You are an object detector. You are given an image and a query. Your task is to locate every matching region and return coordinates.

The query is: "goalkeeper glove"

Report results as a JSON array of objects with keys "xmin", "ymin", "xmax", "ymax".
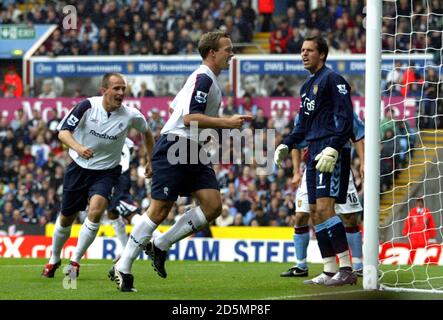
[
  {"xmin": 315, "ymin": 147, "xmax": 339, "ymax": 173},
  {"xmin": 274, "ymin": 144, "xmax": 289, "ymax": 167}
]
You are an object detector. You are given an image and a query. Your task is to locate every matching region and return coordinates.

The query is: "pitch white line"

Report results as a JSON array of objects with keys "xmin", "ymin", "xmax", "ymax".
[
  {"xmin": 261, "ymin": 289, "xmax": 365, "ymax": 300},
  {"xmin": 0, "ymin": 264, "xmax": 112, "ymax": 268}
]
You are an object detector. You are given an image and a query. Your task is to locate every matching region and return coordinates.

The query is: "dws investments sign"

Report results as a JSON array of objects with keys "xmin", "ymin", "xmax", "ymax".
[{"xmin": 33, "ymin": 60, "xmax": 203, "ymax": 77}]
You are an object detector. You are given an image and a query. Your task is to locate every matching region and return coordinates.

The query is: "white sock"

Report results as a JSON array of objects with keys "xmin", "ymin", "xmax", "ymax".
[
  {"xmin": 116, "ymin": 214, "xmax": 157, "ymax": 274},
  {"xmin": 337, "ymin": 250, "xmax": 352, "ymax": 269},
  {"xmin": 71, "ymin": 217, "xmax": 101, "ymax": 263},
  {"xmin": 155, "ymin": 206, "xmax": 207, "ymax": 251},
  {"xmin": 130, "ymin": 214, "xmax": 142, "ymax": 225},
  {"xmin": 110, "ymin": 216, "xmax": 128, "ymax": 247},
  {"xmin": 49, "ymin": 216, "xmax": 72, "ymax": 264},
  {"xmin": 323, "ymin": 256, "xmax": 338, "ymax": 274}
]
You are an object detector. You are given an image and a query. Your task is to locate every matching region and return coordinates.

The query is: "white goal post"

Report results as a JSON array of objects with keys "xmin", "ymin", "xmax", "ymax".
[
  {"xmin": 364, "ymin": 0, "xmax": 443, "ymax": 293},
  {"xmin": 363, "ymin": 0, "xmax": 382, "ymax": 291}
]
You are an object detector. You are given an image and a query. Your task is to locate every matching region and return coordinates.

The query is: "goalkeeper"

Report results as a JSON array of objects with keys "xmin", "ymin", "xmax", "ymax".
[
  {"xmin": 280, "ymin": 112, "xmax": 365, "ymax": 279},
  {"xmin": 274, "ymin": 36, "xmax": 355, "ymax": 286}
]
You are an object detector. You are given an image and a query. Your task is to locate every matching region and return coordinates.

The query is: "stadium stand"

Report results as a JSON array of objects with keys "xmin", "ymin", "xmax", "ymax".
[{"xmin": 8, "ymin": 0, "xmax": 439, "ymax": 227}]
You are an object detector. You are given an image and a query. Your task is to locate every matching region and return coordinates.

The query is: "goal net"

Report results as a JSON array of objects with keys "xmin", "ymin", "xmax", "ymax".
[{"xmin": 376, "ymin": 0, "xmax": 443, "ymax": 292}]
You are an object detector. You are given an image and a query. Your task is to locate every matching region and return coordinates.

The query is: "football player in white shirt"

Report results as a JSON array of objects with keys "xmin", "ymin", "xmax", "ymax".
[
  {"xmin": 42, "ymin": 73, "xmax": 154, "ymax": 279},
  {"xmin": 107, "ymin": 138, "xmax": 161, "ymax": 260},
  {"xmin": 112, "ymin": 31, "xmax": 252, "ymax": 292}
]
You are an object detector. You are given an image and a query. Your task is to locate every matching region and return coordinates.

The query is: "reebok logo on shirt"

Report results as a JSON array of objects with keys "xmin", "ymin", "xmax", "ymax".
[{"xmin": 89, "ymin": 129, "xmax": 118, "ymax": 140}]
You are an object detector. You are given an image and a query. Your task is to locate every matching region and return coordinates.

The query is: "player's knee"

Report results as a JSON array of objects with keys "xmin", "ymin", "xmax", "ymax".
[
  {"xmin": 201, "ymin": 202, "xmax": 222, "ymax": 219},
  {"xmin": 295, "ymin": 212, "xmax": 309, "ymax": 226},
  {"xmin": 88, "ymin": 207, "xmax": 105, "ymax": 222},
  {"xmin": 107, "ymin": 210, "xmax": 119, "ymax": 220},
  {"xmin": 341, "ymin": 214, "xmax": 358, "ymax": 227}
]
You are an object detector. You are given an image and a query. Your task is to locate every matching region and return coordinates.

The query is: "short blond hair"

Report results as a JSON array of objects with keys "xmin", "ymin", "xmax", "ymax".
[
  {"xmin": 198, "ymin": 30, "xmax": 230, "ymax": 59},
  {"xmin": 101, "ymin": 73, "xmax": 125, "ymax": 88}
]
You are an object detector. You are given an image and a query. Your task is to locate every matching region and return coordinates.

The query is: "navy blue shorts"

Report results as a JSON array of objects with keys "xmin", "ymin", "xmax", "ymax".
[
  {"xmin": 151, "ymin": 134, "xmax": 219, "ymax": 201},
  {"xmin": 61, "ymin": 161, "xmax": 121, "ymax": 216},
  {"xmin": 108, "ymin": 170, "xmax": 140, "ymax": 217},
  {"xmin": 306, "ymin": 139, "xmax": 350, "ymax": 205}
]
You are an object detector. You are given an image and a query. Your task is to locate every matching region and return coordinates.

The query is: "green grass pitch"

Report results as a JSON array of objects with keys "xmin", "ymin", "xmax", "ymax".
[{"xmin": 1, "ymin": 258, "xmax": 443, "ymax": 300}]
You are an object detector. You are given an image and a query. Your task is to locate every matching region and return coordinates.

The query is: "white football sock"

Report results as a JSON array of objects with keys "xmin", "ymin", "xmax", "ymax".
[
  {"xmin": 49, "ymin": 216, "xmax": 72, "ymax": 264},
  {"xmin": 323, "ymin": 256, "xmax": 338, "ymax": 274},
  {"xmin": 337, "ymin": 250, "xmax": 352, "ymax": 269},
  {"xmin": 71, "ymin": 217, "xmax": 101, "ymax": 263},
  {"xmin": 116, "ymin": 214, "xmax": 157, "ymax": 274},
  {"xmin": 110, "ymin": 216, "xmax": 128, "ymax": 247},
  {"xmin": 154, "ymin": 206, "xmax": 207, "ymax": 251},
  {"xmin": 130, "ymin": 213, "xmax": 142, "ymax": 225}
]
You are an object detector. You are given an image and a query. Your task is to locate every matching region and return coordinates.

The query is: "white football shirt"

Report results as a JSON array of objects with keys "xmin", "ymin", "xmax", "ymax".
[
  {"xmin": 57, "ymin": 96, "xmax": 147, "ymax": 170},
  {"xmin": 161, "ymin": 64, "xmax": 222, "ymax": 142},
  {"xmin": 120, "ymin": 137, "xmax": 134, "ymax": 174}
]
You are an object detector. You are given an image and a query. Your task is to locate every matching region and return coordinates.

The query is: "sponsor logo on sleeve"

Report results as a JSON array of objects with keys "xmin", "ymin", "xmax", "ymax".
[
  {"xmin": 337, "ymin": 84, "xmax": 348, "ymax": 95},
  {"xmin": 67, "ymin": 114, "xmax": 79, "ymax": 126},
  {"xmin": 195, "ymin": 91, "xmax": 208, "ymax": 104}
]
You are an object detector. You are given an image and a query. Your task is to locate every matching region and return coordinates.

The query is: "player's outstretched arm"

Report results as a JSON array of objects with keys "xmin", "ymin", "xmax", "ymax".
[
  {"xmin": 183, "ymin": 113, "xmax": 253, "ymax": 129},
  {"xmin": 58, "ymin": 129, "xmax": 94, "ymax": 159}
]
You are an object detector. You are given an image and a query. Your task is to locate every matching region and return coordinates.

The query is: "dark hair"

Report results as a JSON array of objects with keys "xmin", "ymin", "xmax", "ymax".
[
  {"xmin": 304, "ymin": 35, "xmax": 329, "ymax": 62},
  {"xmin": 101, "ymin": 73, "xmax": 125, "ymax": 88},
  {"xmin": 198, "ymin": 30, "xmax": 230, "ymax": 59}
]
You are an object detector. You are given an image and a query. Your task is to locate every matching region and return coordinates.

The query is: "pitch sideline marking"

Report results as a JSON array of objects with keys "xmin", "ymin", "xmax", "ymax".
[{"xmin": 261, "ymin": 289, "xmax": 365, "ymax": 300}]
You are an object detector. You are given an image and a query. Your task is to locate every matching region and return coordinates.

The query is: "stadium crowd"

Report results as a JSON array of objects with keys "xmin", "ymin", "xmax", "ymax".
[
  {"xmin": 2, "ymin": 0, "xmax": 441, "ymax": 228},
  {"xmin": 0, "ymin": 0, "xmax": 440, "ymax": 56},
  {"xmin": 0, "ymin": 100, "xmax": 364, "ymax": 228}
]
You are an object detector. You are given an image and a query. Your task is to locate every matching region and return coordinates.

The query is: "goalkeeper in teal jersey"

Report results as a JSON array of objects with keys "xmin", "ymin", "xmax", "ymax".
[
  {"xmin": 274, "ymin": 36, "xmax": 356, "ymax": 286},
  {"xmin": 280, "ymin": 112, "xmax": 365, "ymax": 279}
]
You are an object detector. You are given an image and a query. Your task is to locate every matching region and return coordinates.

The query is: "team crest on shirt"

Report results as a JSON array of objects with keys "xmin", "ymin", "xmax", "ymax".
[
  {"xmin": 195, "ymin": 91, "xmax": 208, "ymax": 103},
  {"xmin": 337, "ymin": 84, "xmax": 348, "ymax": 95},
  {"xmin": 118, "ymin": 122, "xmax": 124, "ymax": 130},
  {"xmin": 313, "ymin": 84, "xmax": 318, "ymax": 95}
]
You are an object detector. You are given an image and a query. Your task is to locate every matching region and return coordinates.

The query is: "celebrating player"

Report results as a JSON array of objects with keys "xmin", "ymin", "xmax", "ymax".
[
  {"xmin": 42, "ymin": 73, "xmax": 154, "ymax": 279},
  {"xmin": 111, "ymin": 31, "xmax": 252, "ymax": 292}
]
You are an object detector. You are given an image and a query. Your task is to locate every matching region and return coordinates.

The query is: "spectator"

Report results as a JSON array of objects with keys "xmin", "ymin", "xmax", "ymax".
[
  {"xmin": 222, "ymin": 96, "xmax": 239, "ymax": 116},
  {"xmin": 147, "ymin": 108, "xmax": 165, "ymax": 135},
  {"xmin": 258, "ymin": 0, "xmax": 274, "ymax": 32},
  {"xmin": 272, "ymin": 106, "xmax": 289, "ymax": 134},
  {"xmin": 270, "ymin": 18, "xmax": 292, "ymax": 54},
  {"xmin": 138, "ymin": 82, "xmax": 155, "ymax": 97},
  {"xmin": 251, "ymin": 108, "xmax": 268, "ymax": 130},
  {"xmin": 234, "ymin": 187, "xmax": 252, "ymax": 216},
  {"xmin": 215, "ymin": 205, "xmax": 234, "ymax": 227},
  {"xmin": 2, "ymin": 66, "xmax": 22, "ymax": 98},
  {"xmin": 286, "ymin": 28, "xmax": 304, "ymax": 54},
  {"xmin": 402, "ymin": 198, "xmax": 436, "ymax": 249},
  {"xmin": 271, "ymin": 79, "xmax": 292, "ymax": 97},
  {"xmin": 38, "ymin": 80, "xmax": 56, "ymax": 99},
  {"xmin": 231, "ymin": 213, "xmax": 245, "ymax": 226},
  {"xmin": 238, "ymin": 92, "xmax": 258, "ymax": 116}
]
